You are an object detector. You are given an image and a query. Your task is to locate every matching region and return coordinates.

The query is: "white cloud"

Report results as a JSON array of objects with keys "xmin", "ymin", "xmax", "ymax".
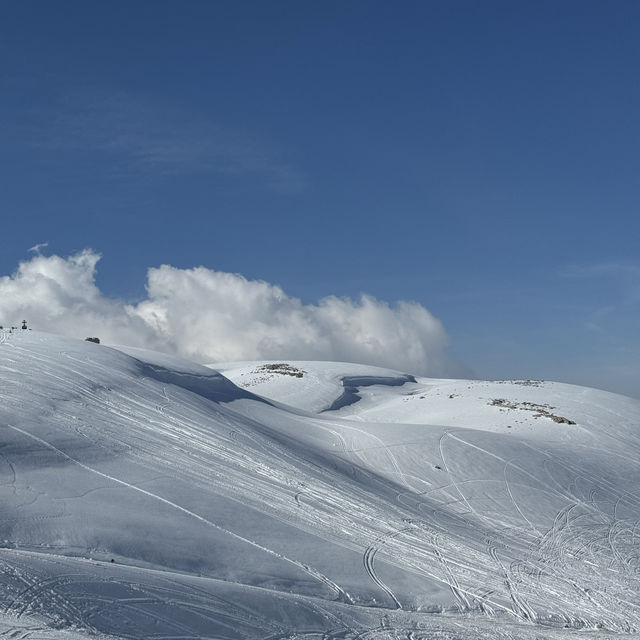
[
  {"xmin": 28, "ymin": 241, "xmax": 49, "ymax": 254},
  {"xmin": 0, "ymin": 250, "xmax": 467, "ymax": 377}
]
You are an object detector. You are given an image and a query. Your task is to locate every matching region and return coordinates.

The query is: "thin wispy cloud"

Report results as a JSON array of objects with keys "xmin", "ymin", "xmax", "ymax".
[
  {"xmin": 28, "ymin": 242, "xmax": 49, "ymax": 254},
  {"xmin": 584, "ymin": 305, "xmax": 617, "ymax": 333},
  {"xmin": 563, "ymin": 261, "xmax": 640, "ymax": 301},
  {"xmin": 29, "ymin": 92, "xmax": 308, "ymax": 193},
  {"xmin": 561, "ymin": 262, "xmax": 640, "ymax": 281},
  {"xmin": 560, "ymin": 262, "xmax": 640, "ymax": 333}
]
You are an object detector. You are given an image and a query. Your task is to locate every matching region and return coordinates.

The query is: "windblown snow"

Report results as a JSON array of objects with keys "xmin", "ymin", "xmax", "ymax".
[{"xmin": 1, "ymin": 330, "xmax": 640, "ymax": 639}]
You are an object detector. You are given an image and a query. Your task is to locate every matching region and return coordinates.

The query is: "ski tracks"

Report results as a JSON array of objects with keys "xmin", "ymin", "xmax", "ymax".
[
  {"xmin": 362, "ymin": 529, "xmax": 409, "ymax": 610},
  {"xmin": 5, "ymin": 424, "xmax": 354, "ymax": 607}
]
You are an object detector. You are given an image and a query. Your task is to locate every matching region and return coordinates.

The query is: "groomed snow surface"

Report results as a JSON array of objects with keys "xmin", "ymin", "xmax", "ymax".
[{"xmin": 1, "ymin": 331, "xmax": 640, "ymax": 639}]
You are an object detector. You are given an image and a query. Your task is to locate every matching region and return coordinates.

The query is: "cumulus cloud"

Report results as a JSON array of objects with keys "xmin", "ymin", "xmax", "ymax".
[{"xmin": 0, "ymin": 250, "xmax": 467, "ymax": 377}]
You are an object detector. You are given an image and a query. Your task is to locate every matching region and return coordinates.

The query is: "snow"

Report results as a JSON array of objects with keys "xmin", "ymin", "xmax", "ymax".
[{"xmin": 1, "ymin": 330, "xmax": 640, "ymax": 639}]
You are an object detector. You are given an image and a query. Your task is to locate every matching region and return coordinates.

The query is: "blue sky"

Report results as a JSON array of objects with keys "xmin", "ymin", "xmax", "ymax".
[{"xmin": 1, "ymin": 1, "xmax": 639, "ymax": 397}]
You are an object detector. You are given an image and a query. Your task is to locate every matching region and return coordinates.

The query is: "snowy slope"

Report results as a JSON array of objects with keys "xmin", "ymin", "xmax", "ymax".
[
  {"xmin": 213, "ymin": 360, "xmax": 418, "ymax": 414},
  {"xmin": 1, "ymin": 331, "xmax": 640, "ymax": 639}
]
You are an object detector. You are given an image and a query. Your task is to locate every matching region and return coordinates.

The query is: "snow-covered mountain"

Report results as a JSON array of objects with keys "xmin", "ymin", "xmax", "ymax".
[{"xmin": 1, "ymin": 330, "xmax": 639, "ymax": 639}]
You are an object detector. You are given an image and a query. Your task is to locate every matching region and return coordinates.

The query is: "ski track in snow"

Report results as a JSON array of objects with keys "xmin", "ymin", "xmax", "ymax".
[{"xmin": 1, "ymin": 331, "xmax": 640, "ymax": 639}]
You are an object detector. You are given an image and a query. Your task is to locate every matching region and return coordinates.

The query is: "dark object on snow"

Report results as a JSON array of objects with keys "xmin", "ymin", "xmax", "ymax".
[
  {"xmin": 21, "ymin": 320, "xmax": 27, "ymax": 330},
  {"xmin": 85, "ymin": 337, "xmax": 101, "ymax": 344}
]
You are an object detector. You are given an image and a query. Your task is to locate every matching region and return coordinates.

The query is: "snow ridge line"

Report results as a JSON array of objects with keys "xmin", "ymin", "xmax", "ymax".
[{"xmin": 4, "ymin": 423, "xmax": 354, "ymax": 606}]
